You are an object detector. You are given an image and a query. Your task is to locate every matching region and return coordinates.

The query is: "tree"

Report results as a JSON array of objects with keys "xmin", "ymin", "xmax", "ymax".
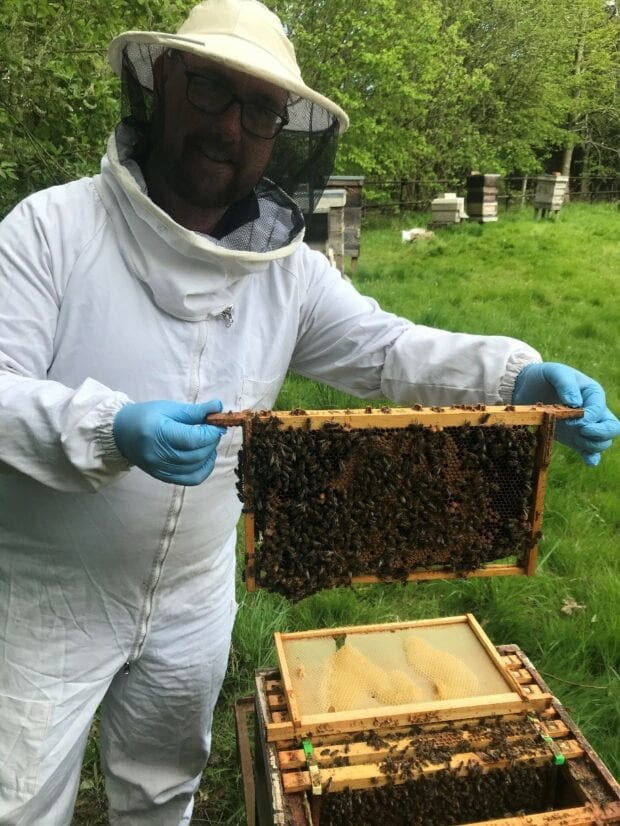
[
  {"xmin": 0, "ymin": 0, "xmax": 188, "ymax": 216},
  {"xmin": 1, "ymin": 0, "xmax": 618, "ymax": 216},
  {"xmin": 556, "ymin": 0, "xmax": 620, "ymax": 192}
]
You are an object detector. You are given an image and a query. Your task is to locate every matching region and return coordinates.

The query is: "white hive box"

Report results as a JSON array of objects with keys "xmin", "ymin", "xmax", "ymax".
[
  {"xmin": 431, "ymin": 192, "xmax": 467, "ymax": 226},
  {"xmin": 534, "ymin": 175, "xmax": 569, "ymax": 212},
  {"xmin": 304, "ymin": 189, "xmax": 347, "ymax": 274}
]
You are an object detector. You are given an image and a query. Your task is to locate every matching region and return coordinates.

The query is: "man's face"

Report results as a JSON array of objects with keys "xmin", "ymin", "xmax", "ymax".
[{"xmin": 148, "ymin": 52, "xmax": 288, "ymax": 210}]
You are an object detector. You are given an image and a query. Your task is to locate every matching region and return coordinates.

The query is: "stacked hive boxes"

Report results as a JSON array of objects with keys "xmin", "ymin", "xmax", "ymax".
[
  {"xmin": 466, "ymin": 173, "xmax": 500, "ymax": 222},
  {"xmin": 303, "ymin": 189, "xmax": 347, "ymax": 274},
  {"xmin": 325, "ymin": 176, "xmax": 364, "ymax": 272}
]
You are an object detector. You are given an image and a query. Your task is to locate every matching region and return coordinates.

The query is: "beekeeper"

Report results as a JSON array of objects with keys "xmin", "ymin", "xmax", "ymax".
[{"xmin": 0, "ymin": 1, "xmax": 617, "ymax": 824}]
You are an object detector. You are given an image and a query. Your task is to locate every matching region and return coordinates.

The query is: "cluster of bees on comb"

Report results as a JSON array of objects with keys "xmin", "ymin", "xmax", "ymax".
[
  {"xmin": 319, "ymin": 718, "xmax": 557, "ymax": 825},
  {"xmin": 235, "ymin": 411, "xmax": 539, "ymax": 599},
  {"xmin": 320, "ymin": 764, "xmax": 555, "ymax": 825}
]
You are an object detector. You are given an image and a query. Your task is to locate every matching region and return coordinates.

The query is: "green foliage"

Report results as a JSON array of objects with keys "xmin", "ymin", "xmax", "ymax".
[
  {"xmin": 0, "ymin": 0, "xmax": 190, "ymax": 216},
  {"xmin": 3, "ymin": 0, "xmax": 618, "ymax": 217},
  {"xmin": 269, "ymin": 0, "xmax": 620, "ymax": 182}
]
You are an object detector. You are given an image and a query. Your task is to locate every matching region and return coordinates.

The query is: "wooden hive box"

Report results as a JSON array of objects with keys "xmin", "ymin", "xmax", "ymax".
[
  {"xmin": 466, "ymin": 173, "xmax": 500, "ymax": 223},
  {"xmin": 325, "ymin": 176, "xmax": 364, "ymax": 267},
  {"xmin": 237, "ymin": 622, "xmax": 620, "ymax": 826},
  {"xmin": 534, "ymin": 175, "xmax": 569, "ymax": 213},
  {"xmin": 210, "ymin": 404, "xmax": 582, "ymax": 600},
  {"xmin": 303, "ymin": 189, "xmax": 347, "ymax": 274},
  {"xmin": 431, "ymin": 193, "xmax": 464, "ymax": 225}
]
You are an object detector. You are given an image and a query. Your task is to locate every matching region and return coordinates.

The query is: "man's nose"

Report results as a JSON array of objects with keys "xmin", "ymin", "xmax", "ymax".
[{"xmin": 208, "ymin": 100, "xmax": 243, "ymax": 142}]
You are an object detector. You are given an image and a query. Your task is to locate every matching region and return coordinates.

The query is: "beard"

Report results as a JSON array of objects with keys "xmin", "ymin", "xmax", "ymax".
[{"xmin": 149, "ymin": 139, "xmax": 250, "ymax": 209}]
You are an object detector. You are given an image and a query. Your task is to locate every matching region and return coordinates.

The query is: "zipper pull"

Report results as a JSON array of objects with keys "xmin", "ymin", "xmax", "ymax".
[{"xmin": 215, "ymin": 306, "xmax": 234, "ymax": 327}]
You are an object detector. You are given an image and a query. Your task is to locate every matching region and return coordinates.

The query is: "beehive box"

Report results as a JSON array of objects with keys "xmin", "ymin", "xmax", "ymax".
[
  {"xmin": 211, "ymin": 404, "xmax": 581, "ymax": 599},
  {"xmin": 325, "ymin": 176, "xmax": 364, "ymax": 269},
  {"xmin": 303, "ymin": 189, "xmax": 347, "ymax": 274},
  {"xmin": 534, "ymin": 174, "xmax": 569, "ymax": 215},
  {"xmin": 431, "ymin": 193, "xmax": 466, "ymax": 226},
  {"xmin": 240, "ymin": 622, "xmax": 620, "ymax": 826},
  {"xmin": 466, "ymin": 173, "xmax": 500, "ymax": 223}
]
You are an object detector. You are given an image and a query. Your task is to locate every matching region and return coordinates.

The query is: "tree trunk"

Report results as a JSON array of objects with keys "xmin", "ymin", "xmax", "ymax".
[
  {"xmin": 580, "ymin": 142, "xmax": 591, "ymax": 199},
  {"xmin": 561, "ymin": 144, "xmax": 574, "ymax": 202},
  {"xmin": 520, "ymin": 175, "xmax": 528, "ymax": 209},
  {"xmin": 562, "ymin": 31, "xmax": 586, "ymax": 203}
]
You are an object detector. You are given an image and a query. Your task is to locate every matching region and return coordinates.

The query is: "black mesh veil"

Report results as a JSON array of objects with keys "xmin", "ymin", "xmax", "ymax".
[{"xmin": 119, "ymin": 43, "xmax": 340, "ymax": 252}]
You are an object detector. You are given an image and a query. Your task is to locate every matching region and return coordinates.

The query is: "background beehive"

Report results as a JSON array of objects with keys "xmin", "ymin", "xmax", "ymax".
[
  {"xmin": 534, "ymin": 174, "xmax": 569, "ymax": 215},
  {"xmin": 466, "ymin": 172, "xmax": 500, "ymax": 222}
]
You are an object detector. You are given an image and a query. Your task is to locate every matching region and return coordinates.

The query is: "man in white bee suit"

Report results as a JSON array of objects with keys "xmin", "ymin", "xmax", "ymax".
[{"xmin": 0, "ymin": 1, "xmax": 618, "ymax": 823}]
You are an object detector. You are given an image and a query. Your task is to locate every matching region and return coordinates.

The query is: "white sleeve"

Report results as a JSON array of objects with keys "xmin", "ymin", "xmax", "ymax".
[
  {"xmin": 0, "ymin": 190, "xmax": 131, "ymax": 492},
  {"xmin": 290, "ymin": 247, "xmax": 542, "ymax": 405}
]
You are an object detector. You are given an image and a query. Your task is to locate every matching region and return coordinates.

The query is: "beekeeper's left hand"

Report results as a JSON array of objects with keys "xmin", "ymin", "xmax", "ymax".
[{"xmin": 513, "ymin": 362, "xmax": 620, "ymax": 466}]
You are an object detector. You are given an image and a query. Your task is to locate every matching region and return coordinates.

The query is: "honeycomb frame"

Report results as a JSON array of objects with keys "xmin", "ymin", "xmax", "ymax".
[{"xmin": 210, "ymin": 404, "xmax": 582, "ymax": 598}]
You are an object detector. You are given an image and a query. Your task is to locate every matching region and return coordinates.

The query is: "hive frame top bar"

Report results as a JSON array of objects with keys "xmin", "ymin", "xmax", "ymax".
[{"xmin": 208, "ymin": 404, "xmax": 583, "ymax": 429}]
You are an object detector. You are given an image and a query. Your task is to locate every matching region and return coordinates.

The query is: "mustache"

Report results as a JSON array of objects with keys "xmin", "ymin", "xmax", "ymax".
[{"xmin": 185, "ymin": 136, "xmax": 238, "ymax": 165}]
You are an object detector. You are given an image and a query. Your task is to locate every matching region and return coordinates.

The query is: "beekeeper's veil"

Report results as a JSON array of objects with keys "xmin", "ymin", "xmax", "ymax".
[{"xmin": 107, "ymin": 0, "xmax": 349, "ymax": 253}]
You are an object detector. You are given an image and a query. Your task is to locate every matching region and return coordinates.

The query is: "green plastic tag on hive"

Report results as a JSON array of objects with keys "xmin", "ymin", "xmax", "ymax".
[
  {"xmin": 542, "ymin": 734, "xmax": 566, "ymax": 766},
  {"xmin": 302, "ymin": 738, "xmax": 322, "ymax": 795},
  {"xmin": 528, "ymin": 716, "xmax": 566, "ymax": 766}
]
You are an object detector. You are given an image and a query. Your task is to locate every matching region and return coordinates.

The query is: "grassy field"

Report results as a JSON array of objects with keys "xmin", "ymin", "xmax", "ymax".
[{"xmin": 73, "ymin": 203, "xmax": 620, "ymax": 824}]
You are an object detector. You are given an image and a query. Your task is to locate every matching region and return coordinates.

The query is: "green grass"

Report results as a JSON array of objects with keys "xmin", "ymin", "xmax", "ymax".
[{"xmin": 73, "ymin": 203, "xmax": 620, "ymax": 823}]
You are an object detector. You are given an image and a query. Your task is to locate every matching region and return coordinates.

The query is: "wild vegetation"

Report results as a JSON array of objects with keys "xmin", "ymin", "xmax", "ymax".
[
  {"xmin": 72, "ymin": 204, "xmax": 620, "ymax": 823},
  {"xmin": 2, "ymin": 0, "xmax": 619, "ymax": 216}
]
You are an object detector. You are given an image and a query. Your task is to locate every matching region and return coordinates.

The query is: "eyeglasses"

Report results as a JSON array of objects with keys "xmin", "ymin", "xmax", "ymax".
[{"xmin": 181, "ymin": 66, "xmax": 289, "ymax": 140}]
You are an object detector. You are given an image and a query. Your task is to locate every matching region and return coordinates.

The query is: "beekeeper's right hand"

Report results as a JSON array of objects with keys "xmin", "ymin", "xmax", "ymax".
[{"xmin": 113, "ymin": 399, "xmax": 225, "ymax": 485}]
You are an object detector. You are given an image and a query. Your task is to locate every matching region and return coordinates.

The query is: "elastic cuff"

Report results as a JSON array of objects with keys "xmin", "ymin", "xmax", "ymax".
[
  {"xmin": 499, "ymin": 353, "xmax": 542, "ymax": 404},
  {"xmin": 95, "ymin": 399, "xmax": 133, "ymax": 470}
]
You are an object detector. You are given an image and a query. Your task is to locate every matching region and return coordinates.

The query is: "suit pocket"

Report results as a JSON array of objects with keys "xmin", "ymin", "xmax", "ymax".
[{"xmin": 236, "ymin": 375, "xmax": 284, "ymax": 411}]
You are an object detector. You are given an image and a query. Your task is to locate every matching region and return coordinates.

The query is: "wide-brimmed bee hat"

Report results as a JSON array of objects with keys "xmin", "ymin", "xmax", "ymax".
[{"xmin": 108, "ymin": 0, "xmax": 349, "ymax": 227}]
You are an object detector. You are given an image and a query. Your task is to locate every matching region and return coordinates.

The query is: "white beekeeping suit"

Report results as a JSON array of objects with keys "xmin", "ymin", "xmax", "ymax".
[{"xmin": 0, "ymin": 2, "xmax": 541, "ymax": 824}]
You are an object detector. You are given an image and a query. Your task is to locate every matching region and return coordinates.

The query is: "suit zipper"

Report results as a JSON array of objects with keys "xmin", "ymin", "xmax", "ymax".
[{"xmin": 126, "ymin": 320, "xmax": 209, "ymax": 668}]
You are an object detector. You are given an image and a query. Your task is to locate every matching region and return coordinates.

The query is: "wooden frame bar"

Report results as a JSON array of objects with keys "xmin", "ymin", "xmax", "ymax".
[
  {"xmin": 281, "ymin": 739, "xmax": 584, "ymax": 794},
  {"xmin": 458, "ymin": 805, "xmax": 620, "ymax": 826},
  {"xmin": 278, "ymin": 720, "xmax": 572, "ymax": 770},
  {"xmin": 209, "ymin": 404, "xmax": 582, "ymax": 430}
]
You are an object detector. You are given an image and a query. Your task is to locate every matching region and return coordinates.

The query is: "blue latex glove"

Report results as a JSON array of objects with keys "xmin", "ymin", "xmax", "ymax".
[
  {"xmin": 113, "ymin": 399, "xmax": 226, "ymax": 485},
  {"xmin": 513, "ymin": 363, "xmax": 620, "ymax": 466}
]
